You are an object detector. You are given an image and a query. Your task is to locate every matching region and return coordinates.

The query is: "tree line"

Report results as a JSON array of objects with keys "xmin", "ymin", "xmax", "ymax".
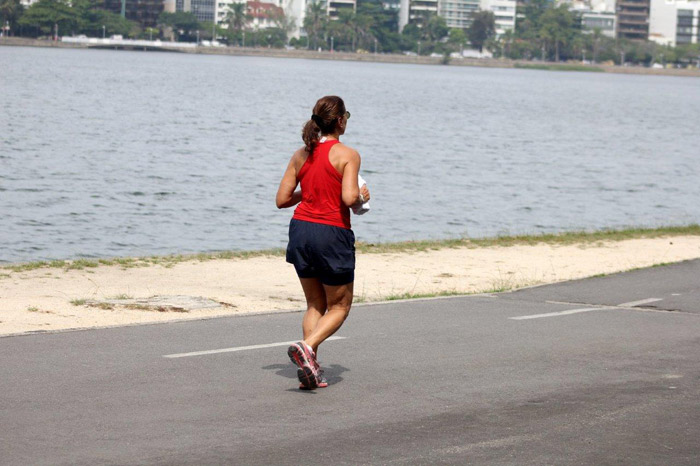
[{"xmin": 2, "ymin": 0, "xmax": 698, "ymax": 65}]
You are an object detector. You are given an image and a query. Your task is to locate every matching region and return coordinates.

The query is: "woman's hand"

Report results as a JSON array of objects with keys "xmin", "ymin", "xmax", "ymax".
[{"xmin": 359, "ymin": 184, "xmax": 370, "ymax": 203}]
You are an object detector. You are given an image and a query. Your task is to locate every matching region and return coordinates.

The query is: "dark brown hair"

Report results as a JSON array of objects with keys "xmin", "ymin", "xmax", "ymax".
[{"xmin": 302, "ymin": 96, "xmax": 346, "ymax": 155}]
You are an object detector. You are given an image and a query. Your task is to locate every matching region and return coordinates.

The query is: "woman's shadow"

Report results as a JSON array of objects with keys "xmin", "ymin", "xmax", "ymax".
[{"xmin": 262, "ymin": 362, "xmax": 350, "ymax": 392}]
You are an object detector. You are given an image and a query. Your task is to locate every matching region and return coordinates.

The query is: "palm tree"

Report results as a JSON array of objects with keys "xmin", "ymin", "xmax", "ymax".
[
  {"xmin": 353, "ymin": 11, "xmax": 374, "ymax": 51},
  {"xmin": 302, "ymin": 0, "xmax": 326, "ymax": 50},
  {"xmin": 225, "ymin": 1, "xmax": 249, "ymax": 44},
  {"xmin": 336, "ymin": 9, "xmax": 356, "ymax": 51}
]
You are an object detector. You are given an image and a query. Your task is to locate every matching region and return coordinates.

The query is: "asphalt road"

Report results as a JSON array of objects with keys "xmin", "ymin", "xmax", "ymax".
[{"xmin": 1, "ymin": 259, "xmax": 699, "ymax": 465}]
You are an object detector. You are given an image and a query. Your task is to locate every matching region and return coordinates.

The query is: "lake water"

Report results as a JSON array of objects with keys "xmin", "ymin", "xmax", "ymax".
[{"xmin": 1, "ymin": 46, "xmax": 699, "ymax": 263}]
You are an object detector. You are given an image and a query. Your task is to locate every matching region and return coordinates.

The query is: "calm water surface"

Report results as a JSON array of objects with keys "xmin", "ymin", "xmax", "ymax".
[{"xmin": 1, "ymin": 46, "xmax": 699, "ymax": 263}]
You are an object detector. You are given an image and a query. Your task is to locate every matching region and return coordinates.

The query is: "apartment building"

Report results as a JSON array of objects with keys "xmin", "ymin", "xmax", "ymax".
[
  {"xmin": 440, "ymin": 0, "xmax": 481, "ymax": 29},
  {"xmin": 581, "ymin": 10, "xmax": 616, "ymax": 36},
  {"xmin": 327, "ymin": 0, "xmax": 356, "ymax": 19},
  {"xmin": 616, "ymin": 0, "xmax": 650, "ymax": 40},
  {"xmin": 102, "ymin": 0, "xmax": 164, "ymax": 26},
  {"xmin": 399, "ymin": 0, "xmax": 439, "ymax": 31},
  {"xmin": 176, "ymin": 0, "xmax": 216, "ymax": 22},
  {"xmin": 649, "ymin": 0, "xmax": 700, "ymax": 45},
  {"xmin": 480, "ymin": 0, "xmax": 516, "ymax": 36}
]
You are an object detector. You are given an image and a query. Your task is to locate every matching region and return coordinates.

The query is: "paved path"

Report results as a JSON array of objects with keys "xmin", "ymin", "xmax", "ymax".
[{"xmin": 1, "ymin": 260, "xmax": 699, "ymax": 465}]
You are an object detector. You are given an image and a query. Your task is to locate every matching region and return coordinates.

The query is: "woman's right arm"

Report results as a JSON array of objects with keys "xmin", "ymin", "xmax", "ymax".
[{"xmin": 341, "ymin": 149, "xmax": 372, "ymax": 207}]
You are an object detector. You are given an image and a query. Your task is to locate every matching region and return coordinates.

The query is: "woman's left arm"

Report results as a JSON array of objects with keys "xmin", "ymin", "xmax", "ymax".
[{"xmin": 276, "ymin": 154, "xmax": 302, "ymax": 209}]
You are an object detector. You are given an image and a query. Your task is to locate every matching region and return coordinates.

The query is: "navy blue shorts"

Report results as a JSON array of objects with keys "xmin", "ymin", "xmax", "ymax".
[{"xmin": 286, "ymin": 218, "xmax": 355, "ymax": 286}]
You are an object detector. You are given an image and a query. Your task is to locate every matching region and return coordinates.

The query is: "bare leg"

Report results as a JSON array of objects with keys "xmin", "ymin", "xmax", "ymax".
[
  {"xmin": 299, "ymin": 278, "xmax": 327, "ymax": 354},
  {"xmin": 304, "ymin": 281, "xmax": 353, "ymax": 353}
]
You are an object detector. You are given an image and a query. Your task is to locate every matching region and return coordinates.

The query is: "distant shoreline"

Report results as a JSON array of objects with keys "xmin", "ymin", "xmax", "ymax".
[{"xmin": 3, "ymin": 36, "xmax": 700, "ymax": 78}]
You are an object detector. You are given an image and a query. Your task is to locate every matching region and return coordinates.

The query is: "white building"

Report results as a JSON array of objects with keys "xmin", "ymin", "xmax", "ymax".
[
  {"xmin": 400, "ymin": 0, "xmax": 515, "ymax": 35},
  {"xmin": 327, "ymin": 0, "xmax": 356, "ymax": 19},
  {"xmin": 480, "ymin": 0, "xmax": 516, "ymax": 36},
  {"xmin": 649, "ymin": 0, "xmax": 700, "ymax": 46},
  {"xmin": 399, "ymin": 0, "xmax": 439, "ymax": 31},
  {"xmin": 278, "ymin": 0, "xmax": 307, "ymax": 39},
  {"xmin": 580, "ymin": 10, "xmax": 616, "ymax": 37},
  {"xmin": 215, "ymin": 0, "xmax": 287, "ymax": 33},
  {"xmin": 440, "ymin": 0, "xmax": 481, "ymax": 29}
]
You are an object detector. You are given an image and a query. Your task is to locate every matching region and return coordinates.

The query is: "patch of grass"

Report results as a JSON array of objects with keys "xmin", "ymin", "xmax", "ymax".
[
  {"xmin": 357, "ymin": 224, "xmax": 700, "ymax": 254},
  {"xmin": 70, "ymin": 298, "xmax": 87, "ymax": 306},
  {"xmin": 27, "ymin": 306, "xmax": 39, "ymax": 312},
  {"xmin": 515, "ymin": 63, "xmax": 605, "ymax": 72},
  {"xmin": 96, "ymin": 303, "xmax": 115, "ymax": 310},
  {"xmin": 6, "ymin": 261, "xmax": 50, "ymax": 273},
  {"xmin": 384, "ymin": 290, "xmax": 468, "ymax": 301},
  {"xmin": 65, "ymin": 259, "xmax": 100, "ymax": 270},
  {"xmin": 0, "ymin": 273, "xmax": 10, "ymax": 279},
  {"xmin": 110, "ymin": 294, "xmax": 133, "ymax": 300}
]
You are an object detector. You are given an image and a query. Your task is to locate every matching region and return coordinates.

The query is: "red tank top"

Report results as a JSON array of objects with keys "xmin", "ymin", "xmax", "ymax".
[{"xmin": 293, "ymin": 139, "xmax": 351, "ymax": 229}]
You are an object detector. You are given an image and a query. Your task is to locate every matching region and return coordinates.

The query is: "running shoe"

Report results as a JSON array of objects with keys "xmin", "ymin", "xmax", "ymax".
[
  {"xmin": 288, "ymin": 341, "xmax": 320, "ymax": 389},
  {"xmin": 296, "ymin": 366, "xmax": 318, "ymax": 390},
  {"xmin": 299, "ymin": 369, "xmax": 328, "ymax": 390}
]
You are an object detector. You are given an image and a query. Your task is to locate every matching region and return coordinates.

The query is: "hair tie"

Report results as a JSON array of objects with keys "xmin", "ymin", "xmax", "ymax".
[{"xmin": 311, "ymin": 114, "xmax": 323, "ymax": 127}]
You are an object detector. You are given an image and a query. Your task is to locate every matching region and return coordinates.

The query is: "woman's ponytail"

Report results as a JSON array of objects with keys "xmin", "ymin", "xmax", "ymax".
[{"xmin": 302, "ymin": 118, "xmax": 321, "ymax": 155}]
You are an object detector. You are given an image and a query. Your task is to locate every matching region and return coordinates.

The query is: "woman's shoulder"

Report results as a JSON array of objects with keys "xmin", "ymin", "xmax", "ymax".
[
  {"xmin": 292, "ymin": 145, "xmax": 310, "ymax": 164},
  {"xmin": 332, "ymin": 142, "xmax": 360, "ymax": 160}
]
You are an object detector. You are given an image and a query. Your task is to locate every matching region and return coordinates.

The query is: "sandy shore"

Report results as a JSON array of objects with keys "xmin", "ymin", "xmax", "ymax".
[{"xmin": 2, "ymin": 235, "xmax": 699, "ymax": 336}]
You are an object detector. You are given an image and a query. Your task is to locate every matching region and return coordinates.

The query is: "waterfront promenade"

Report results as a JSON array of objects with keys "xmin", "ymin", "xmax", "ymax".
[
  {"xmin": 1, "ymin": 259, "xmax": 699, "ymax": 464},
  {"xmin": 3, "ymin": 36, "xmax": 700, "ymax": 78}
]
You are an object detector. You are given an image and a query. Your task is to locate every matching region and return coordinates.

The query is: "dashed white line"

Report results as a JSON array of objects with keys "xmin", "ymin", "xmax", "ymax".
[
  {"xmin": 511, "ymin": 297, "xmax": 667, "ymax": 320},
  {"xmin": 509, "ymin": 307, "xmax": 609, "ymax": 320},
  {"xmin": 163, "ymin": 336, "xmax": 347, "ymax": 359},
  {"xmin": 617, "ymin": 298, "xmax": 663, "ymax": 308}
]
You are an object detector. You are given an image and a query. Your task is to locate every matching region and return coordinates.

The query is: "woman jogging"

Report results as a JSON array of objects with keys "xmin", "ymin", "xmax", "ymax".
[{"xmin": 276, "ymin": 95, "xmax": 370, "ymax": 390}]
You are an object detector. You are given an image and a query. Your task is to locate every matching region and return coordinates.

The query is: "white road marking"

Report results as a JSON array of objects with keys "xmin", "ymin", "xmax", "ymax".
[
  {"xmin": 617, "ymin": 298, "xmax": 662, "ymax": 307},
  {"xmin": 163, "ymin": 336, "xmax": 347, "ymax": 359},
  {"xmin": 509, "ymin": 307, "xmax": 609, "ymax": 320}
]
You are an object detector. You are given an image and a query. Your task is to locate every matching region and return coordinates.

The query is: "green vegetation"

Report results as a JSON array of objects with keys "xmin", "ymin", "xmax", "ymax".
[
  {"xmin": 3, "ymin": 0, "xmax": 698, "ymax": 66},
  {"xmin": 70, "ymin": 298, "xmax": 87, "ymax": 306},
  {"xmin": 491, "ymin": 0, "xmax": 700, "ymax": 66},
  {"xmin": 467, "ymin": 10, "xmax": 495, "ymax": 53},
  {"xmin": 2, "ymin": 225, "xmax": 698, "ymax": 274},
  {"xmin": 357, "ymin": 224, "xmax": 700, "ymax": 254},
  {"xmin": 385, "ymin": 290, "xmax": 469, "ymax": 301}
]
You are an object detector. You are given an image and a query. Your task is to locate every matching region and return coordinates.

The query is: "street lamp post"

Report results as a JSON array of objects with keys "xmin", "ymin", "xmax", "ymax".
[
  {"xmin": 102, "ymin": 25, "xmax": 105, "ymax": 38},
  {"xmin": 374, "ymin": 38, "xmax": 377, "ymax": 54},
  {"xmin": 330, "ymin": 36, "xmax": 333, "ymax": 53},
  {"xmin": 196, "ymin": 30, "xmax": 200, "ymax": 45}
]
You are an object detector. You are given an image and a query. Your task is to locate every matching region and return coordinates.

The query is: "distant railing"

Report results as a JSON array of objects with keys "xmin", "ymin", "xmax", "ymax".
[{"xmin": 61, "ymin": 37, "xmax": 197, "ymax": 49}]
